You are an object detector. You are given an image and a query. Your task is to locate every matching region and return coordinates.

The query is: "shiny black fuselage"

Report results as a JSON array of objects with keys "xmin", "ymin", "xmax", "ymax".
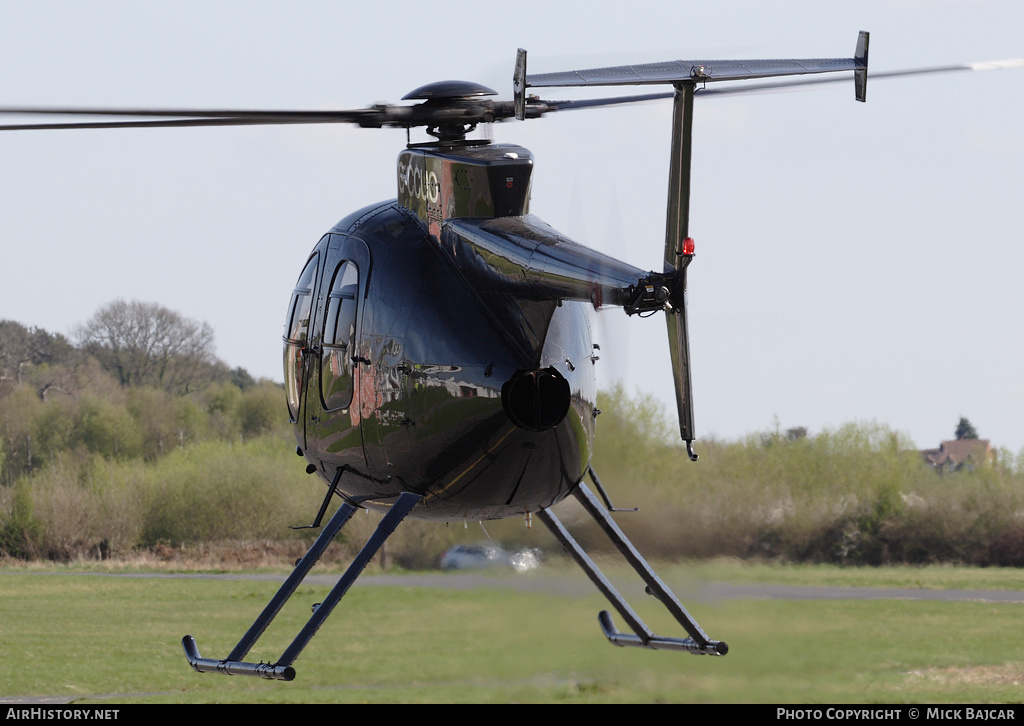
[{"xmin": 286, "ymin": 144, "xmax": 645, "ymax": 521}]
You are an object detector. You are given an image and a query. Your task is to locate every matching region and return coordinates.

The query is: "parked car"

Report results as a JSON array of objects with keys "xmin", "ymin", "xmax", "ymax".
[{"xmin": 439, "ymin": 544, "xmax": 541, "ymax": 572}]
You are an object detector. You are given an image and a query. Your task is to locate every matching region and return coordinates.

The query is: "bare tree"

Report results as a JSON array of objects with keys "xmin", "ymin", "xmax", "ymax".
[
  {"xmin": 75, "ymin": 300, "xmax": 217, "ymax": 394},
  {"xmin": 0, "ymin": 320, "xmax": 32, "ymax": 388},
  {"xmin": 0, "ymin": 321, "xmax": 81, "ymax": 398}
]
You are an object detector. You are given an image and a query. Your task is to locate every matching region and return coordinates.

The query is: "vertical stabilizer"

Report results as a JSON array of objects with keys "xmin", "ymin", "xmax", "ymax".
[{"xmin": 855, "ymin": 31, "xmax": 870, "ymax": 102}]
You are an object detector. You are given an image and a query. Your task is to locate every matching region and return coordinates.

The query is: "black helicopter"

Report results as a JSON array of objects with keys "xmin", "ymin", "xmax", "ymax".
[{"xmin": 3, "ymin": 33, "xmax": 1018, "ymax": 681}]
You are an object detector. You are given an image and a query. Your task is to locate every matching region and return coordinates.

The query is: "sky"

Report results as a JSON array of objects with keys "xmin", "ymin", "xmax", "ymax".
[{"xmin": 1, "ymin": 1, "xmax": 1022, "ymax": 455}]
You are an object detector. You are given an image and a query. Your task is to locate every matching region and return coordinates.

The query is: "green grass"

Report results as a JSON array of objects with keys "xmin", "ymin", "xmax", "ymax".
[
  {"xmin": 672, "ymin": 558, "xmax": 1024, "ymax": 591},
  {"xmin": 2, "ymin": 562, "xmax": 1024, "ymax": 703}
]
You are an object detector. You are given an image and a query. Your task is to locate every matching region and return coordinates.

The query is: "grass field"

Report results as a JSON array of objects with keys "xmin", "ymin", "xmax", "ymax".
[{"xmin": 2, "ymin": 559, "xmax": 1024, "ymax": 704}]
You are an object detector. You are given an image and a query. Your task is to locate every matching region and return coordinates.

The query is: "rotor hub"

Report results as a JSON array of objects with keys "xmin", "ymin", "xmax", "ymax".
[{"xmin": 401, "ymin": 80, "xmax": 498, "ymax": 101}]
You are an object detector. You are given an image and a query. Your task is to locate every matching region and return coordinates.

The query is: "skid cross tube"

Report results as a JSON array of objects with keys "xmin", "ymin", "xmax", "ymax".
[
  {"xmin": 538, "ymin": 479, "xmax": 727, "ymax": 655},
  {"xmin": 183, "ymin": 491, "xmax": 422, "ymax": 680}
]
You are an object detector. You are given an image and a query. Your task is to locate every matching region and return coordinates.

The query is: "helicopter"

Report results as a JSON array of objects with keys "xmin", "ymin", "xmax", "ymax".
[{"xmin": 3, "ymin": 32, "xmax": 1021, "ymax": 681}]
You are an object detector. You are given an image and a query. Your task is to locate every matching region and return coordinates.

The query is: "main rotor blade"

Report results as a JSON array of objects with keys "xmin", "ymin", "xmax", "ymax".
[
  {"xmin": 0, "ymin": 94, "xmax": 679, "ymax": 132},
  {"xmin": 692, "ymin": 58, "xmax": 1024, "ymax": 98},
  {"xmin": 0, "ymin": 106, "xmax": 384, "ymax": 131},
  {"xmin": 523, "ymin": 34, "xmax": 871, "ymax": 104},
  {"xmin": 0, "ymin": 116, "xmax": 379, "ymax": 131},
  {"xmin": 0, "ymin": 100, "xmax": 504, "ymax": 132},
  {"xmin": 0, "ymin": 106, "xmax": 371, "ymax": 118},
  {"xmin": 525, "ymin": 58, "xmax": 1023, "ymax": 111},
  {"xmin": 530, "ymin": 92, "xmax": 674, "ymax": 112},
  {"xmin": 3, "ymin": 56, "xmax": 1017, "ymax": 132}
]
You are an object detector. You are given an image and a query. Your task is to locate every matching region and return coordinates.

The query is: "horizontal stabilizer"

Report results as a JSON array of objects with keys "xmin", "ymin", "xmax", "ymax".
[
  {"xmin": 528, "ymin": 57, "xmax": 862, "ymax": 88},
  {"xmin": 528, "ymin": 32, "xmax": 869, "ymax": 91}
]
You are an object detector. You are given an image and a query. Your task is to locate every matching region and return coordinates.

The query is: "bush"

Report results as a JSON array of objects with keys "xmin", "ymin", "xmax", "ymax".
[
  {"xmin": 5, "ymin": 382, "xmax": 1024, "ymax": 568},
  {"xmin": 26, "ymin": 452, "xmax": 146, "ymax": 560},
  {"xmin": 587, "ymin": 388, "xmax": 1024, "ymax": 566},
  {"xmin": 138, "ymin": 436, "xmax": 319, "ymax": 546},
  {"xmin": 236, "ymin": 383, "xmax": 286, "ymax": 440},
  {"xmin": 0, "ymin": 482, "xmax": 44, "ymax": 558},
  {"xmin": 2, "ymin": 433, "xmax": 322, "ymax": 560}
]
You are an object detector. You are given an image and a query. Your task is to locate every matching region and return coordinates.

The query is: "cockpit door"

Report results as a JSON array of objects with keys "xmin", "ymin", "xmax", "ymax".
[
  {"xmin": 320, "ymin": 260, "xmax": 359, "ymax": 413},
  {"xmin": 302, "ymin": 234, "xmax": 370, "ymax": 465}
]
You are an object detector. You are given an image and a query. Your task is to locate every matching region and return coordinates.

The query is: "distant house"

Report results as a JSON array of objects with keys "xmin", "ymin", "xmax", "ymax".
[{"xmin": 921, "ymin": 439, "xmax": 994, "ymax": 472}]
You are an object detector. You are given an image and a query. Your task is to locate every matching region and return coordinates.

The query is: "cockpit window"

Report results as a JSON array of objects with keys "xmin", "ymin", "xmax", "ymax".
[
  {"xmin": 284, "ymin": 254, "xmax": 319, "ymax": 344},
  {"xmin": 283, "ymin": 253, "xmax": 319, "ymax": 419},
  {"xmin": 321, "ymin": 261, "xmax": 359, "ymax": 411}
]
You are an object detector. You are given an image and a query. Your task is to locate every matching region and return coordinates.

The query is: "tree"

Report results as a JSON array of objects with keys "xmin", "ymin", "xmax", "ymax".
[
  {"xmin": 237, "ymin": 383, "xmax": 285, "ymax": 439},
  {"xmin": 786, "ymin": 426, "xmax": 808, "ymax": 441},
  {"xmin": 955, "ymin": 416, "xmax": 979, "ymax": 440},
  {"xmin": 0, "ymin": 321, "xmax": 34, "ymax": 389},
  {"xmin": 75, "ymin": 300, "xmax": 216, "ymax": 394},
  {"xmin": 0, "ymin": 321, "xmax": 80, "ymax": 398}
]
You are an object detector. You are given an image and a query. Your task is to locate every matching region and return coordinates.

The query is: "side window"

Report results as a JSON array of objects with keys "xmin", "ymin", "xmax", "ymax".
[
  {"xmin": 283, "ymin": 253, "xmax": 319, "ymax": 419},
  {"xmin": 320, "ymin": 261, "xmax": 359, "ymax": 411}
]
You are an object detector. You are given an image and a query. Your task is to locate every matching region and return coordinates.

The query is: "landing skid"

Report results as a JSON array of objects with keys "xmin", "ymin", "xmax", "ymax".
[
  {"xmin": 538, "ymin": 472, "xmax": 727, "ymax": 656},
  {"xmin": 181, "ymin": 469, "xmax": 723, "ymax": 680},
  {"xmin": 182, "ymin": 491, "xmax": 422, "ymax": 681}
]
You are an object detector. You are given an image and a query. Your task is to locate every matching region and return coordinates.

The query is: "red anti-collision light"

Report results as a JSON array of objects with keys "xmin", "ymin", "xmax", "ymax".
[{"xmin": 682, "ymin": 238, "xmax": 695, "ymax": 256}]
